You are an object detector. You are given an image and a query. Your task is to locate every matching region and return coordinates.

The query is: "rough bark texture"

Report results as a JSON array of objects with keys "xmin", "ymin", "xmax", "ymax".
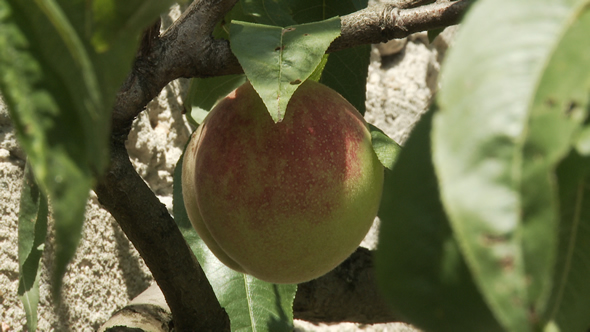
[
  {"xmin": 330, "ymin": 1, "xmax": 470, "ymax": 52},
  {"xmin": 95, "ymin": 142, "xmax": 230, "ymax": 332},
  {"xmin": 97, "ymin": 1, "xmax": 240, "ymax": 330},
  {"xmin": 92, "ymin": 0, "xmax": 473, "ymax": 330},
  {"xmin": 111, "ymin": 0, "xmax": 471, "ymax": 137}
]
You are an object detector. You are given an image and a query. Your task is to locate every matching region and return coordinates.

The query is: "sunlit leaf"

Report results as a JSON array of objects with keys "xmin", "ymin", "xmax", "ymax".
[
  {"xmin": 433, "ymin": 0, "xmax": 590, "ymax": 330},
  {"xmin": 376, "ymin": 108, "xmax": 503, "ymax": 332},
  {"xmin": 574, "ymin": 126, "xmax": 590, "ymax": 155},
  {"xmin": 230, "ymin": 18, "xmax": 341, "ymax": 122},
  {"xmin": 368, "ymin": 123, "xmax": 400, "ymax": 171}
]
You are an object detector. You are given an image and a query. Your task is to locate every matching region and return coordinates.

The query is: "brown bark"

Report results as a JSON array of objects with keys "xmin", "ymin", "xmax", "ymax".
[
  {"xmin": 97, "ymin": 0, "xmax": 240, "ymax": 330},
  {"xmin": 95, "ymin": 141, "xmax": 230, "ymax": 332},
  {"xmin": 330, "ymin": 0, "xmax": 471, "ymax": 53},
  {"xmin": 110, "ymin": 0, "xmax": 472, "ymax": 136}
]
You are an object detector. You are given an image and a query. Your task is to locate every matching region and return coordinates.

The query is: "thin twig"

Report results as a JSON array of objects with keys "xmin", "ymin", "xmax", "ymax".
[{"xmin": 329, "ymin": 0, "xmax": 471, "ymax": 52}]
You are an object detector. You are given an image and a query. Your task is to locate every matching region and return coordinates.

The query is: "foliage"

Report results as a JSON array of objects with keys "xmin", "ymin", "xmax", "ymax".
[
  {"xmin": 377, "ymin": 0, "xmax": 590, "ymax": 331},
  {"xmin": 1, "ymin": 0, "xmax": 590, "ymax": 331},
  {"xmin": 185, "ymin": 0, "xmax": 371, "ymax": 126},
  {"xmin": 229, "ymin": 18, "xmax": 341, "ymax": 122},
  {"xmin": 0, "ymin": 0, "xmax": 174, "ymax": 328}
]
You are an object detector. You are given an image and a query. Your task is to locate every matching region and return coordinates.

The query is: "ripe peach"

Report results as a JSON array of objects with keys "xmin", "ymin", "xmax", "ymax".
[{"xmin": 182, "ymin": 80, "xmax": 383, "ymax": 284}]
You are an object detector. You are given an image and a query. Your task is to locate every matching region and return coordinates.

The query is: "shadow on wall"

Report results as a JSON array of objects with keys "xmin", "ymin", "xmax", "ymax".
[{"xmin": 112, "ymin": 222, "xmax": 152, "ymax": 300}]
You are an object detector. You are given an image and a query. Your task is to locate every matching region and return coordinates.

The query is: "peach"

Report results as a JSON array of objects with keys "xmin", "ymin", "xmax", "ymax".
[{"xmin": 182, "ymin": 80, "xmax": 383, "ymax": 284}]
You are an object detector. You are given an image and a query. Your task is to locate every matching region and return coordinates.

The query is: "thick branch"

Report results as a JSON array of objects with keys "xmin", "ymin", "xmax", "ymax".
[
  {"xmin": 95, "ymin": 141, "xmax": 230, "ymax": 331},
  {"xmin": 96, "ymin": 0, "xmax": 239, "ymax": 330},
  {"xmin": 111, "ymin": 0, "xmax": 241, "ymax": 135}
]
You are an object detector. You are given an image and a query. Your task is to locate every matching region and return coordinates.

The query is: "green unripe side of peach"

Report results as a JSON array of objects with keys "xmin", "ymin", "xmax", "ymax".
[
  {"xmin": 182, "ymin": 80, "xmax": 384, "ymax": 284},
  {"xmin": 182, "ymin": 123, "xmax": 246, "ymax": 273}
]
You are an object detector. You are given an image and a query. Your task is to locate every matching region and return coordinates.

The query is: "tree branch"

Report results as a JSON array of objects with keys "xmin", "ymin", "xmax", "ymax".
[
  {"xmin": 111, "ymin": 0, "xmax": 241, "ymax": 135},
  {"xmin": 111, "ymin": 0, "xmax": 472, "ymax": 135},
  {"xmin": 95, "ymin": 0, "xmax": 472, "ymax": 330},
  {"xmin": 96, "ymin": 0, "xmax": 240, "ymax": 330},
  {"xmin": 95, "ymin": 141, "xmax": 230, "ymax": 332},
  {"xmin": 329, "ymin": 0, "xmax": 471, "ymax": 52},
  {"xmin": 389, "ymin": 0, "xmax": 436, "ymax": 9}
]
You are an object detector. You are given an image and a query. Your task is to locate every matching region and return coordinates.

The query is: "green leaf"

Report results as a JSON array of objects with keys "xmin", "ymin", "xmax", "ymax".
[
  {"xmin": 230, "ymin": 18, "xmax": 341, "ymax": 122},
  {"xmin": 350, "ymin": 0, "xmax": 368, "ymax": 10},
  {"xmin": 17, "ymin": 163, "xmax": 48, "ymax": 332},
  {"xmin": 184, "ymin": 74, "xmax": 247, "ymax": 126},
  {"xmin": 307, "ymin": 54, "xmax": 329, "ymax": 82},
  {"xmin": 173, "ymin": 153, "xmax": 297, "ymax": 332},
  {"xmin": 432, "ymin": 1, "xmax": 590, "ymax": 330},
  {"xmin": 213, "ymin": 1, "xmax": 253, "ymax": 40},
  {"xmin": 320, "ymin": 45, "xmax": 371, "ymax": 115},
  {"xmin": 376, "ymin": 108, "xmax": 503, "ymax": 332},
  {"xmin": 0, "ymin": 0, "xmax": 173, "ymax": 297},
  {"xmin": 91, "ymin": 0, "xmax": 170, "ymax": 53},
  {"xmin": 545, "ymin": 151, "xmax": 590, "ymax": 332},
  {"xmin": 519, "ymin": 4, "xmax": 590, "ymax": 318},
  {"xmin": 368, "ymin": 123, "xmax": 400, "ymax": 171},
  {"xmin": 574, "ymin": 126, "xmax": 590, "ymax": 155},
  {"xmin": 288, "ymin": 0, "xmax": 370, "ymax": 114},
  {"xmin": 227, "ymin": 0, "xmax": 370, "ymax": 114},
  {"xmin": 238, "ymin": 0, "xmax": 366, "ymax": 29},
  {"xmin": 428, "ymin": 28, "xmax": 444, "ymax": 43},
  {"xmin": 0, "ymin": 0, "xmax": 93, "ymax": 297}
]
